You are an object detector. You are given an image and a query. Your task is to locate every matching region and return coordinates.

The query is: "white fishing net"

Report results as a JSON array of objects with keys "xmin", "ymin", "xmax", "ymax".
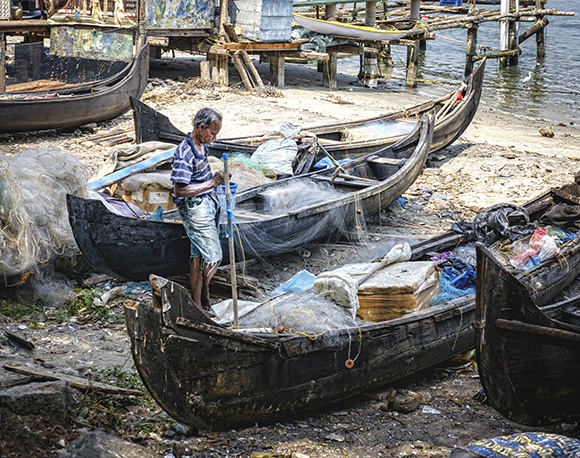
[
  {"xmin": 0, "ymin": 147, "xmax": 90, "ymax": 285},
  {"xmin": 214, "ymin": 289, "xmax": 361, "ymax": 338},
  {"xmin": 231, "ymin": 178, "xmax": 370, "ymax": 263}
]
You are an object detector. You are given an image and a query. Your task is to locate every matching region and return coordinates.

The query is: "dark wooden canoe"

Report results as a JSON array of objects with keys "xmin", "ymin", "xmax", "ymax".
[
  {"xmin": 0, "ymin": 45, "xmax": 149, "ymax": 133},
  {"xmin": 68, "ymin": 115, "xmax": 433, "ymax": 282},
  {"xmin": 475, "ymin": 243, "xmax": 580, "ymax": 426},
  {"xmin": 131, "ymin": 59, "xmax": 486, "ymax": 161},
  {"xmin": 122, "ymin": 176, "xmax": 580, "ymax": 430},
  {"xmin": 125, "ymin": 273, "xmax": 478, "ymax": 430}
]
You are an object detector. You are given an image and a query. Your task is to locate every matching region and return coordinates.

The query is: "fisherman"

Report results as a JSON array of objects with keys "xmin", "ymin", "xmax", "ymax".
[{"xmin": 171, "ymin": 108, "xmax": 225, "ymax": 318}]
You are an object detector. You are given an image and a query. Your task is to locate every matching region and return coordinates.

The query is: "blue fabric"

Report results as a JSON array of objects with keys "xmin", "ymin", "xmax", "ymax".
[
  {"xmin": 312, "ymin": 157, "xmax": 353, "ymax": 170},
  {"xmin": 170, "ymin": 134, "xmax": 213, "ymax": 203},
  {"xmin": 465, "ymin": 432, "xmax": 580, "ymax": 458}
]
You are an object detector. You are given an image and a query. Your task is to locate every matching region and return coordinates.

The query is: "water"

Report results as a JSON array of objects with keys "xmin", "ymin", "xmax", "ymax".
[{"xmin": 339, "ymin": 0, "xmax": 579, "ymax": 124}]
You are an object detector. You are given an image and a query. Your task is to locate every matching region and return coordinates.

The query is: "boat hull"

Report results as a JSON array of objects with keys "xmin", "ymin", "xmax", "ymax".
[
  {"xmin": 293, "ymin": 14, "xmax": 407, "ymax": 41},
  {"xmin": 132, "ymin": 59, "xmax": 486, "ymax": 159},
  {"xmin": 68, "ymin": 117, "xmax": 433, "ymax": 282},
  {"xmin": 125, "ymin": 274, "xmax": 476, "ymax": 430},
  {"xmin": 476, "ymin": 244, "xmax": 580, "ymax": 426},
  {"xmin": 0, "ymin": 45, "xmax": 149, "ymax": 133}
]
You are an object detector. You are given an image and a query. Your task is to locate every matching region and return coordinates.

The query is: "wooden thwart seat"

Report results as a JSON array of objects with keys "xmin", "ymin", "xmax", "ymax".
[{"xmin": 366, "ymin": 157, "xmax": 404, "ymax": 167}]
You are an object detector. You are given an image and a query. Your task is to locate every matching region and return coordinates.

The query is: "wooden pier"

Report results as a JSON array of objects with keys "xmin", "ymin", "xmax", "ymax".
[{"xmin": 0, "ymin": 0, "xmax": 575, "ymax": 93}]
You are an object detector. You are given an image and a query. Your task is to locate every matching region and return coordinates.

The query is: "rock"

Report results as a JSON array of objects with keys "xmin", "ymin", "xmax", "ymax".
[
  {"xmin": 390, "ymin": 389, "xmax": 432, "ymax": 413},
  {"xmin": 539, "ymin": 128, "xmax": 555, "ymax": 138},
  {"xmin": 62, "ymin": 431, "xmax": 163, "ymax": 458},
  {"xmin": 0, "ymin": 381, "xmax": 83, "ymax": 456}
]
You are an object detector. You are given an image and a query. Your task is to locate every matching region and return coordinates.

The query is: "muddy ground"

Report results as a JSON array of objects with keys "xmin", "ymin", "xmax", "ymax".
[{"xmin": 1, "ymin": 55, "xmax": 580, "ymax": 457}]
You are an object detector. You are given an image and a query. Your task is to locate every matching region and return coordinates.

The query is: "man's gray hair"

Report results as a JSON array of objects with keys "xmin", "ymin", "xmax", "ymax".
[{"xmin": 193, "ymin": 108, "xmax": 222, "ymax": 130}]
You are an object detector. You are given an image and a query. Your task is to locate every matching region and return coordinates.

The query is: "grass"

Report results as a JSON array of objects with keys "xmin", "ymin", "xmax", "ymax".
[{"xmin": 0, "ymin": 287, "xmax": 125, "ymax": 325}]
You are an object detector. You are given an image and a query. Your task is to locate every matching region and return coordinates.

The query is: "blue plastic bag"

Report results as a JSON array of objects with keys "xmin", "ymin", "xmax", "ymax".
[{"xmin": 272, "ymin": 269, "xmax": 317, "ymax": 296}]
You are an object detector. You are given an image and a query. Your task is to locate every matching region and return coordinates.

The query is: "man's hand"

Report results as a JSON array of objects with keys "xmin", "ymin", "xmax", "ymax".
[{"xmin": 212, "ymin": 170, "xmax": 225, "ymax": 186}]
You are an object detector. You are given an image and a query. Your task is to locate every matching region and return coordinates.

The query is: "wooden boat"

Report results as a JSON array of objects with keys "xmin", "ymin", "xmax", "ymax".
[
  {"xmin": 292, "ymin": 13, "xmax": 407, "ymax": 41},
  {"xmin": 124, "ymin": 273, "xmax": 477, "ymax": 430},
  {"xmin": 124, "ymin": 181, "xmax": 580, "ymax": 430},
  {"xmin": 131, "ymin": 58, "xmax": 485, "ymax": 162},
  {"xmin": 0, "ymin": 45, "xmax": 149, "ymax": 133},
  {"xmin": 68, "ymin": 115, "xmax": 433, "ymax": 282},
  {"xmin": 475, "ymin": 243, "xmax": 580, "ymax": 426}
]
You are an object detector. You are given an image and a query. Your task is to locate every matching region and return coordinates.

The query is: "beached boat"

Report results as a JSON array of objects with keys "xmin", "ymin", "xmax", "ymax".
[
  {"xmin": 123, "ymin": 181, "xmax": 580, "ymax": 430},
  {"xmin": 0, "ymin": 45, "xmax": 149, "ymax": 133},
  {"xmin": 131, "ymin": 59, "xmax": 485, "ymax": 163},
  {"xmin": 68, "ymin": 115, "xmax": 433, "ymax": 282},
  {"xmin": 475, "ymin": 243, "xmax": 580, "ymax": 426},
  {"xmin": 292, "ymin": 14, "xmax": 407, "ymax": 41},
  {"xmin": 124, "ymin": 273, "xmax": 477, "ymax": 430}
]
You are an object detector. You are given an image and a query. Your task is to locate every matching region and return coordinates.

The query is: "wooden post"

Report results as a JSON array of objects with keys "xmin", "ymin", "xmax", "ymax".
[
  {"xmin": 359, "ymin": 1, "xmax": 378, "ymax": 88},
  {"xmin": 465, "ymin": 23, "xmax": 478, "ymax": 77},
  {"xmin": 207, "ymin": 54, "xmax": 229, "ymax": 85},
  {"xmin": 405, "ymin": 0, "xmax": 420, "ymax": 88},
  {"xmin": 232, "ymin": 51, "xmax": 255, "ymax": 91},
  {"xmin": 0, "ymin": 33, "xmax": 5, "ymax": 93},
  {"xmin": 219, "ymin": 0, "xmax": 229, "ymax": 35},
  {"xmin": 324, "ymin": 3, "xmax": 336, "ymax": 19},
  {"xmin": 499, "ymin": 0, "xmax": 509, "ymax": 67},
  {"xmin": 323, "ymin": 52, "xmax": 338, "ymax": 89},
  {"xmin": 216, "ymin": 55, "xmax": 228, "ymax": 86},
  {"xmin": 405, "ymin": 40, "xmax": 418, "ymax": 88},
  {"xmin": 270, "ymin": 54, "xmax": 285, "ymax": 87},
  {"xmin": 535, "ymin": 0, "xmax": 545, "ymax": 58},
  {"xmin": 508, "ymin": 0, "xmax": 519, "ymax": 66}
]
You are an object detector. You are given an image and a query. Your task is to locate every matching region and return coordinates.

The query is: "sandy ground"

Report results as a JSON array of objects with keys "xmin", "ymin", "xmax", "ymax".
[{"xmin": 1, "ymin": 55, "xmax": 580, "ymax": 457}]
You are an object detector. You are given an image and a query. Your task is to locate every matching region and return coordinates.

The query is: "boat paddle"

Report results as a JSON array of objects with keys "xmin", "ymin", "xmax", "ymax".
[{"xmin": 223, "ymin": 154, "xmax": 239, "ymax": 327}]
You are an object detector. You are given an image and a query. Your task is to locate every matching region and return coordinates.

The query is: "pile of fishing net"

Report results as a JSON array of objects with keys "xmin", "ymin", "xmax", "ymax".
[
  {"xmin": 213, "ymin": 289, "xmax": 360, "ymax": 338},
  {"xmin": 0, "ymin": 147, "xmax": 90, "ymax": 285}
]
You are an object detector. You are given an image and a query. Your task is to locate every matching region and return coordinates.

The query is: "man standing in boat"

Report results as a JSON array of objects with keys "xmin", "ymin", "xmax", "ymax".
[{"xmin": 171, "ymin": 108, "xmax": 225, "ymax": 318}]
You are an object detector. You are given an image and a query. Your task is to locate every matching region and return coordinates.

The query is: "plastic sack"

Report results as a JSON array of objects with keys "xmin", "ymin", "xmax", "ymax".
[
  {"xmin": 313, "ymin": 272, "xmax": 359, "ymax": 316},
  {"xmin": 510, "ymin": 227, "xmax": 559, "ymax": 270},
  {"xmin": 272, "ymin": 269, "xmax": 316, "ymax": 296},
  {"xmin": 251, "ymin": 124, "xmax": 302, "ymax": 178}
]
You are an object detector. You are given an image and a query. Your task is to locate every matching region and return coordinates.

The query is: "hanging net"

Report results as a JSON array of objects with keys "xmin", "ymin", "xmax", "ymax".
[{"xmin": 0, "ymin": 147, "xmax": 90, "ymax": 285}]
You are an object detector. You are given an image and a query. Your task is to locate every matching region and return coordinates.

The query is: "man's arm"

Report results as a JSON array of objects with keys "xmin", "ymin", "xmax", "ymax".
[{"xmin": 173, "ymin": 171, "xmax": 225, "ymax": 198}]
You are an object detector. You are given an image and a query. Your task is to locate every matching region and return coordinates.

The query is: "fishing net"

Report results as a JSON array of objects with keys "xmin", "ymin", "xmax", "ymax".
[
  {"xmin": 0, "ymin": 147, "xmax": 90, "ymax": 285},
  {"xmin": 342, "ymin": 119, "xmax": 416, "ymax": 142},
  {"xmin": 214, "ymin": 289, "xmax": 360, "ymax": 338},
  {"xmin": 0, "ymin": 41, "xmax": 127, "ymax": 98},
  {"xmin": 232, "ymin": 177, "xmax": 369, "ymax": 262}
]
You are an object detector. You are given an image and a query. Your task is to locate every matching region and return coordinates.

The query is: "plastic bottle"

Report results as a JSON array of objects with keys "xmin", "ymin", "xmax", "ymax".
[{"xmin": 421, "ymin": 15, "xmax": 428, "ymax": 25}]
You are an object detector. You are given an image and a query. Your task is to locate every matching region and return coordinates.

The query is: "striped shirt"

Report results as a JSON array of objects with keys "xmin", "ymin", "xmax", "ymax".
[{"xmin": 170, "ymin": 134, "xmax": 213, "ymax": 203}]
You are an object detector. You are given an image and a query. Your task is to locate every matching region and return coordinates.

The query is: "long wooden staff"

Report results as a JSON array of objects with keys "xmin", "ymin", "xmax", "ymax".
[{"xmin": 223, "ymin": 154, "xmax": 238, "ymax": 326}]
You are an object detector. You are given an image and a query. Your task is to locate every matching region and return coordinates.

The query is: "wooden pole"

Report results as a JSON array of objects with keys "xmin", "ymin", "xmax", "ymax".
[
  {"xmin": 219, "ymin": 0, "xmax": 229, "ymax": 35},
  {"xmin": 0, "ymin": 33, "xmax": 5, "ymax": 93},
  {"xmin": 324, "ymin": 3, "xmax": 336, "ymax": 19},
  {"xmin": 499, "ymin": 0, "xmax": 509, "ymax": 67},
  {"xmin": 508, "ymin": 0, "xmax": 519, "ymax": 66},
  {"xmin": 518, "ymin": 17, "xmax": 548, "ymax": 44},
  {"xmin": 406, "ymin": 0, "xmax": 420, "ymax": 88},
  {"xmin": 535, "ymin": 0, "xmax": 545, "ymax": 58},
  {"xmin": 223, "ymin": 154, "xmax": 238, "ymax": 327},
  {"xmin": 465, "ymin": 23, "xmax": 478, "ymax": 77},
  {"xmin": 233, "ymin": 51, "xmax": 256, "ymax": 91}
]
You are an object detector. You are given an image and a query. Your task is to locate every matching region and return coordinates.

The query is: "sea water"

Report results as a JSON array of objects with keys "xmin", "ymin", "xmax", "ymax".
[{"xmin": 336, "ymin": 0, "xmax": 580, "ymax": 125}]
